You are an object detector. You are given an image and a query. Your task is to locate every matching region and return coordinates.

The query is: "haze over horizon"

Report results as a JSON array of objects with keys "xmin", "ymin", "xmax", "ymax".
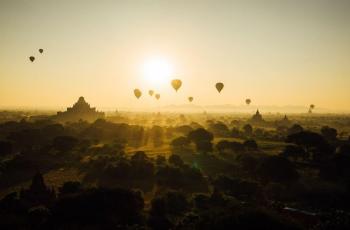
[{"xmin": 1, "ymin": 0, "xmax": 350, "ymax": 111}]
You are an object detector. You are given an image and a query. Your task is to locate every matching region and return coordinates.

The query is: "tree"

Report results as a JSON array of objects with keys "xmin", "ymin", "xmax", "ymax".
[
  {"xmin": 281, "ymin": 145, "xmax": 307, "ymax": 161},
  {"xmin": 321, "ymin": 126, "xmax": 338, "ymax": 141},
  {"xmin": 243, "ymin": 124, "xmax": 253, "ymax": 136},
  {"xmin": 170, "ymin": 136, "xmax": 190, "ymax": 149},
  {"xmin": 213, "ymin": 175, "xmax": 261, "ymax": 201},
  {"xmin": 254, "ymin": 128, "xmax": 264, "ymax": 138},
  {"xmin": 52, "ymin": 136, "xmax": 78, "ymax": 152},
  {"xmin": 188, "ymin": 128, "xmax": 214, "ymax": 143},
  {"xmin": 42, "ymin": 124, "xmax": 65, "ymax": 139},
  {"xmin": 156, "ymin": 155, "xmax": 166, "ymax": 165},
  {"xmin": 256, "ymin": 156, "xmax": 299, "ymax": 184},
  {"xmin": 196, "ymin": 141, "xmax": 213, "ymax": 153},
  {"xmin": 237, "ymin": 154, "xmax": 258, "ymax": 173},
  {"xmin": 174, "ymin": 125, "xmax": 193, "ymax": 135},
  {"xmin": 287, "ymin": 124, "xmax": 303, "ymax": 136},
  {"xmin": 286, "ymin": 131, "xmax": 334, "ymax": 162},
  {"xmin": 188, "ymin": 128, "xmax": 214, "ymax": 153},
  {"xmin": 150, "ymin": 126, "xmax": 164, "ymax": 147},
  {"xmin": 168, "ymin": 154, "xmax": 184, "ymax": 167},
  {"xmin": 58, "ymin": 181, "xmax": 82, "ymax": 196},
  {"xmin": 156, "ymin": 165, "xmax": 208, "ymax": 193},
  {"xmin": 150, "ymin": 191, "xmax": 189, "ymax": 216},
  {"xmin": 230, "ymin": 141, "xmax": 245, "ymax": 153},
  {"xmin": 131, "ymin": 151, "xmax": 148, "ymax": 162},
  {"xmin": 0, "ymin": 140, "xmax": 12, "ymax": 156},
  {"xmin": 208, "ymin": 122, "xmax": 230, "ymax": 137},
  {"xmin": 51, "ymin": 188, "xmax": 144, "ymax": 227},
  {"xmin": 7, "ymin": 128, "xmax": 43, "ymax": 150},
  {"xmin": 231, "ymin": 127, "xmax": 241, "ymax": 138},
  {"xmin": 338, "ymin": 144, "xmax": 350, "ymax": 156},
  {"xmin": 319, "ymin": 153, "xmax": 350, "ymax": 181},
  {"xmin": 216, "ymin": 140, "xmax": 231, "ymax": 153},
  {"xmin": 243, "ymin": 139, "xmax": 258, "ymax": 150}
]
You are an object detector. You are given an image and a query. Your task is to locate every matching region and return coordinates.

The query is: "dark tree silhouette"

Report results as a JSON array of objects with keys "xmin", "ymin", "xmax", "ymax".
[
  {"xmin": 319, "ymin": 149, "xmax": 350, "ymax": 181},
  {"xmin": 281, "ymin": 145, "xmax": 308, "ymax": 161},
  {"xmin": 188, "ymin": 128, "xmax": 214, "ymax": 143},
  {"xmin": 243, "ymin": 139, "xmax": 258, "ymax": 150},
  {"xmin": 150, "ymin": 125, "xmax": 164, "ymax": 147},
  {"xmin": 287, "ymin": 124, "xmax": 304, "ymax": 136},
  {"xmin": 174, "ymin": 125, "xmax": 193, "ymax": 135},
  {"xmin": 156, "ymin": 155, "xmax": 166, "ymax": 165},
  {"xmin": 168, "ymin": 154, "xmax": 184, "ymax": 167},
  {"xmin": 131, "ymin": 151, "xmax": 148, "ymax": 162},
  {"xmin": 150, "ymin": 191, "xmax": 189, "ymax": 216},
  {"xmin": 208, "ymin": 122, "xmax": 230, "ymax": 137},
  {"xmin": 0, "ymin": 140, "xmax": 12, "ymax": 156},
  {"xmin": 7, "ymin": 128, "xmax": 43, "ymax": 150},
  {"xmin": 256, "ymin": 156, "xmax": 299, "ymax": 184},
  {"xmin": 170, "ymin": 136, "xmax": 190, "ymax": 149},
  {"xmin": 231, "ymin": 127, "xmax": 241, "ymax": 138},
  {"xmin": 237, "ymin": 154, "xmax": 258, "ymax": 173},
  {"xmin": 216, "ymin": 140, "xmax": 231, "ymax": 153},
  {"xmin": 243, "ymin": 124, "xmax": 253, "ymax": 136},
  {"xmin": 321, "ymin": 126, "xmax": 338, "ymax": 141},
  {"xmin": 213, "ymin": 175, "xmax": 261, "ymax": 201},
  {"xmin": 58, "ymin": 181, "xmax": 82, "ymax": 196},
  {"xmin": 286, "ymin": 131, "xmax": 334, "ymax": 162},
  {"xmin": 188, "ymin": 128, "xmax": 214, "ymax": 153},
  {"xmin": 51, "ymin": 188, "xmax": 144, "ymax": 228},
  {"xmin": 52, "ymin": 136, "xmax": 78, "ymax": 152}
]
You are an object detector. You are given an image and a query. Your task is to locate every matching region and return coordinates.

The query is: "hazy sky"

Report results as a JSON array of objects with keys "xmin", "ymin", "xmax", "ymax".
[{"xmin": 1, "ymin": 0, "xmax": 350, "ymax": 111}]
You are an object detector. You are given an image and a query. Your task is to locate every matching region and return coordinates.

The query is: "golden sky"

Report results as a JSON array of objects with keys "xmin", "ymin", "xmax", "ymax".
[{"xmin": 0, "ymin": 0, "xmax": 350, "ymax": 111}]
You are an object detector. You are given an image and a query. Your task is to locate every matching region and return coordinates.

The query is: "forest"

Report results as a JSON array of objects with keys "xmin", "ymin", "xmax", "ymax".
[{"xmin": 0, "ymin": 111, "xmax": 350, "ymax": 229}]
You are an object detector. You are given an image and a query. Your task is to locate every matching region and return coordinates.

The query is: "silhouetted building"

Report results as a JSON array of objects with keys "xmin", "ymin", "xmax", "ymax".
[
  {"xmin": 20, "ymin": 172, "xmax": 56, "ymax": 206},
  {"xmin": 249, "ymin": 110, "xmax": 264, "ymax": 123},
  {"xmin": 276, "ymin": 115, "xmax": 291, "ymax": 127},
  {"xmin": 55, "ymin": 96, "xmax": 104, "ymax": 122}
]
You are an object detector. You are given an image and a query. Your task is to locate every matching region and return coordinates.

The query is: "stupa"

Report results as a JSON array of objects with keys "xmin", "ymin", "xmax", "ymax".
[
  {"xmin": 249, "ymin": 110, "xmax": 264, "ymax": 124},
  {"xmin": 55, "ymin": 96, "xmax": 104, "ymax": 122},
  {"xmin": 275, "ymin": 114, "xmax": 291, "ymax": 126}
]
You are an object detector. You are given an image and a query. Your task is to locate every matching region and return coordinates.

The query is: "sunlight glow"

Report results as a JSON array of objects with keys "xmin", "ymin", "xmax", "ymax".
[{"xmin": 142, "ymin": 57, "xmax": 174, "ymax": 87}]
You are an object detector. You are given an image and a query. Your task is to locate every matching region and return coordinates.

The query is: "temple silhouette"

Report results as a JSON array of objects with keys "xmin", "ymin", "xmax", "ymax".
[
  {"xmin": 249, "ymin": 110, "xmax": 264, "ymax": 124},
  {"xmin": 275, "ymin": 114, "xmax": 291, "ymax": 126},
  {"xmin": 55, "ymin": 97, "xmax": 104, "ymax": 122}
]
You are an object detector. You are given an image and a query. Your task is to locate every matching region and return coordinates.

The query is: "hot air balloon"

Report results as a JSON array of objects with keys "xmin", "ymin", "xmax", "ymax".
[
  {"xmin": 171, "ymin": 79, "xmax": 182, "ymax": 92},
  {"xmin": 310, "ymin": 104, "xmax": 315, "ymax": 109},
  {"xmin": 155, "ymin": 94, "xmax": 160, "ymax": 100},
  {"xmin": 134, "ymin": 89, "xmax": 142, "ymax": 99},
  {"xmin": 29, "ymin": 56, "xmax": 35, "ymax": 62},
  {"xmin": 215, "ymin": 82, "xmax": 224, "ymax": 93},
  {"xmin": 39, "ymin": 49, "xmax": 43, "ymax": 54},
  {"xmin": 148, "ymin": 90, "xmax": 154, "ymax": 96},
  {"xmin": 246, "ymin": 99, "xmax": 251, "ymax": 105},
  {"xmin": 188, "ymin": 97, "xmax": 193, "ymax": 102}
]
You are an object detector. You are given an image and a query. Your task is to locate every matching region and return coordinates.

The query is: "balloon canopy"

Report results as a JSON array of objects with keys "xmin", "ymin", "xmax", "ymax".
[
  {"xmin": 171, "ymin": 79, "xmax": 182, "ymax": 92},
  {"xmin": 148, "ymin": 90, "xmax": 154, "ymax": 96},
  {"xmin": 188, "ymin": 97, "xmax": 193, "ymax": 102},
  {"xmin": 134, "ymin": 89, "xmax": 142, "ymax": 99},
  {"xmin": 155, "ymin": 94, "xmax": 160, "ymax": 100},
  {"xmin": 215, "ymin": 82, "xmax": 224, "ymax": 93},
  {"xmin": 246, "ymin": 99, "xmax": 251, "ymax": 105},
  {"xmin": 29, "ymin": 56, "xmax": 35, "ymax": 62}
]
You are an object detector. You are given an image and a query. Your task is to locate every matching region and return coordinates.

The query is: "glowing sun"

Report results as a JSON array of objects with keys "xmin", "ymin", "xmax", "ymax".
[{"xmin": 142, "ymin": 57, "xmax": 174, "ymax": 87}]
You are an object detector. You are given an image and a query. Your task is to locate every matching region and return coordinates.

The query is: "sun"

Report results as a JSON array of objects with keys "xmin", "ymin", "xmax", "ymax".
[{"xmin": 142, "ymin": 57, "xmax": 174, "ymax": 87}]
